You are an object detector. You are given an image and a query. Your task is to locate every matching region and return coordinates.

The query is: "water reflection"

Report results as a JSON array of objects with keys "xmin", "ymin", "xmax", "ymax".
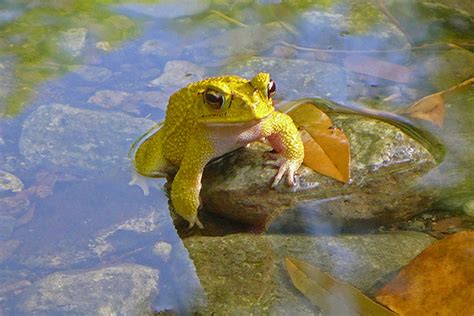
[{"xmin": 0, "ymin": 0, "xmax": 473, "ymax": 314}]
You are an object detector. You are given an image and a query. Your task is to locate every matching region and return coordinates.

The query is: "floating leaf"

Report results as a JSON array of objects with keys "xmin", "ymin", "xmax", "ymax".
[
  {"xmin": 343, "ymin": 55, "xmax": 413, "ymax": 83},
  {"xmin": 285, "ymin": 102, "xmax": 350, "ymax": 183},
  {"xmin": 376, "ymin": 231, "xmax": 474, "ymax": 315},
  {"xmin": 402, "ymin": 77, "xmax": 473, "ymax": 127},
  {"xmin": 285, "ymin": 257, "xmax": 397, "ymax": 316}
]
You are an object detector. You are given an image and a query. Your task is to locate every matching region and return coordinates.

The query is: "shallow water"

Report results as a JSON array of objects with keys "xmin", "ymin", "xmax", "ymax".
[{"xmin": 0, "ymin": 0, "xmax": 473, "ymax": 314}]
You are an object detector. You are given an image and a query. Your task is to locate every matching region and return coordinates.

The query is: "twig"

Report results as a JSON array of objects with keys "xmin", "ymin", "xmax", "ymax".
[
  {"xmin": 376, "ymin": 0, "xmax": 414, "ymax": 46},
  {"xmin": 279, "ymin": 41, "xmax": 459, "ymax": 55},
  {"xmin": 209, "ymin": 10, "xmax": 247, "ymax": 28}
]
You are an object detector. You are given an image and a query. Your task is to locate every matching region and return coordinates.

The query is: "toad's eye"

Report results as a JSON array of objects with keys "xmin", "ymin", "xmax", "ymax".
[
  {"xmin": 267, "ymin": 79, "xmax": 276, "ymax": 98},
  {"xmin": 204, "ymin": 89, "xmax": 225, "ymax": 110}
]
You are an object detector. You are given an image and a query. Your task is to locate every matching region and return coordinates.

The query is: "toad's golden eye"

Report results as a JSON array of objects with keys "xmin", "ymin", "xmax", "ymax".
[
  {"xmin": 267, "ymin": 79, "xmax": 276, "ymax": 98},
  {"xmin": 204, "ymin": 89, "xmax": 225, "ymax": 110}
]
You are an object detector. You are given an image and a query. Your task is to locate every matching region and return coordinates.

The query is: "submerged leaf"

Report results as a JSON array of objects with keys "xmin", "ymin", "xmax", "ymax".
[
  {"xmin": 402, "ymin": 77, "xmax": 473, "ymax": 127},
  {"xmin": 285, "ymin": 102, "xmax": 350, "ymax": 183},
  {"xmin": 376, "ymin": 231, "xmax": 474, "ymax": 315},
  {"xmin": 343, "ymin": 55, "xmax": 413, "ymax": 83},
  {"xmin": 403, "ymin": 93, "xmax": 445, "ymax": 127},
  {"xmin": 285, "ymin": 257, "xmax": 397, "ymax": 316}
]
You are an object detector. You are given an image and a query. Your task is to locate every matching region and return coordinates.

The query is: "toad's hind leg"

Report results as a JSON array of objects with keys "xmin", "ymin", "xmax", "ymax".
[{"xmin": 132, "ymin": 127, "xmax": 174, "ymax": 177}]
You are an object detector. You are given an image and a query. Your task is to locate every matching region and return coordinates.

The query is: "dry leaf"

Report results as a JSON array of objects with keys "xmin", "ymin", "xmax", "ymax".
[
  {"xmin": 285, "ymin": 257, "xmax": 397, "ymax": 316},
  {"xmin": 285, "ymin": 102, "xmax": 351, "ymax": 183},
  {"xmin": 402, "ymin": 77, "xmax": 473, "ymax": 127},
  {"xmin": 343, "ymin": 55, "xmax": 413, "ymax": 83},
  {"xmin": 376, "ymin": 231, "xmax": 474, "ymax": 315}
]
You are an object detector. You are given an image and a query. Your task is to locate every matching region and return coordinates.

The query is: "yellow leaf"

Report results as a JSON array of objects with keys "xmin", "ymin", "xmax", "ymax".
[
  {"xmin": 376, "ymin": 231, "xmax": 474, "ymax": 316},
  {"xmin": 285, "ymin": 102, "xmax": 351, "ymax": 183},
  {"xmin": 285, "ymin": 257, "xmax": 397, "ymax": 316}
]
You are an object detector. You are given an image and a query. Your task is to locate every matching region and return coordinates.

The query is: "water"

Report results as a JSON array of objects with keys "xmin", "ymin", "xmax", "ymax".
[{"xmin": 0, "ymin": 0, "xmax": 473, "ymax": 314}]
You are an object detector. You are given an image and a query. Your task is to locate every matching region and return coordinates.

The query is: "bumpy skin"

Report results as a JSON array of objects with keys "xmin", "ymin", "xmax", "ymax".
[{"xmin": 133, "ymin": 73, "xmax": 304, "ymax": 228}]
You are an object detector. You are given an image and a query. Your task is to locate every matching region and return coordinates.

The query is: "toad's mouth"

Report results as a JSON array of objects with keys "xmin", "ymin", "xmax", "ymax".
[{"xmin": 200, "ymin": 110, "xmax": 273, "ymax": 126}]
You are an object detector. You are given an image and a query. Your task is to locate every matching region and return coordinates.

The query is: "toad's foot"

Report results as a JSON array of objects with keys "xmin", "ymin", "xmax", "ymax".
[
  {"xmin": 264, "ymin": 155, "xmax": 300, "ymax": 187},
  {"xmin": 129, "ymin": 171, "xmax": 161, "ymax": 196}
]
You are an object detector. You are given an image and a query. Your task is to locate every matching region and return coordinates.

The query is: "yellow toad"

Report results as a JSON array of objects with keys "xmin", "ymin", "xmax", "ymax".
[{"xmin": 132, "ymin": 73, "xmax": 304, "ymax": 228}]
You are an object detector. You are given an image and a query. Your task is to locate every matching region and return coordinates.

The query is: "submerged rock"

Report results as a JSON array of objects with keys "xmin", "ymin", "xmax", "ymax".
[
  {"xmin": 184, "ymin": 232, "xmax": 435, "ymax": 314},
  {"xmin": 57, "ymin": 28, "xmax": 87, "ymax": 58},
  {"xmin": 0, "ymin": 170, "xmax": 23, "ymax": 194},
  {"xmin": 19, "ymin": 104, "xmax": 154, "ymax": 173},
  {"xmin": 225, "ymin": 56, "xmax": 365, "ymax": 102},
  {"xmin": 185, "ymin": 23, "xmax": 290, "ymax": 65},
  {"xmin": 117, "ymin": 0, "xmax": 210, "ymax": 19},
  {"xmin": 17, "ymin": 264, "xmax": 159, "ymax": 315},
  {"xmin": 148, "ymin": 60, "xmax": 205, "ymax": 91},
  {"xmin": 300, "ymin": 1, "xmax": 409, "ymax": 50},
  {"xmin": 200, "ymin": 102, "xmax": 440, "ymax": 232}
]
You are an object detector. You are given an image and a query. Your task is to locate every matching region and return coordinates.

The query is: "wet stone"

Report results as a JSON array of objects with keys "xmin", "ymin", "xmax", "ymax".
[
  {"xmin": 19, "ymin": 104, "xmax": 154, "ymax": 173},
  {"xmin": 16, "ymin": 264, "xmax": 159, "ymax": 315},
  {"xmin": 185, "ymin": 232, "xmax": 435, "ymax": 314},
  {"xmin": 200, "ymin": 111, "xmax": 438, "ymax": 232}
]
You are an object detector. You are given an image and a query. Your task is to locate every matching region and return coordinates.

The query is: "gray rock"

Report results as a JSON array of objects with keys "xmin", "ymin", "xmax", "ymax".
[
  {"xmin": 57, "ymin": 28, "xmax": 86, "ymax": 58},
  {"xmin": 225, "ymin": 56, "xmax": 365, "ymax": 102},
  {"xmin": 184, "ymin": 232, "xmax": 435, "ymax": 314},
  {"xmin": 73, "ymin": 65, "xmax": 113, "ymax": 83},
  {"xmin": 117, "ymin": 0, "xmax": 210, "ymax": 19},
  {"xmin": 19, "ymin": 104, "xmax": 154, "ymax": 173},
  {"xmin": 148, "ymin": 60, "xmax": 205, "ymax": 90},
  {"xmin": 186, "ymin": 22, "xmax": 290, "ymax": 65},
  {"xmin": 17, "ymin": 264, "xmax": 159, "ymax": 315},
  {"xmin": 200, "ymin": 103, "xmax": 439, "ymax": 232},
  {"xmin": 0, "ymin": 170, "xmax": 23, "ymax": 193}
]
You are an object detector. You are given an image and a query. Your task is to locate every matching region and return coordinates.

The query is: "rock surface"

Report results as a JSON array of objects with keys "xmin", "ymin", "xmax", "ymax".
[
  {"xmin": 201, "ymin": 108, "xmax": 439, "ymax": 232},
  {"xmin": 184, "ymin": 232, "xmax": 435, "ymax": 314},
  {"xmin": 17, "ymin": 264, "xmax": 159, "ymax": 315},
  {"xmin": 19, "ymin": 104, "xmax": 154, "ymax": 173}
]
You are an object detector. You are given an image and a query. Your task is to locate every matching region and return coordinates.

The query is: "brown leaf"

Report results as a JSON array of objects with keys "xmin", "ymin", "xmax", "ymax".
[
  {"xmin": 343, "ymin": 55, "xmax": 413, "ymax": 83},
  {"xmin": 402, "ymin": 77, "xmax": 474, "ymax": 127},
  {"xmin": 403, "ymin": 93, "xmax": 445, "ymax": 127},
  {"xmin": 285, "ymin": 102, "xmax": 351, "ymax": 183},
  {"xmin": 285, "ymin": 257, "xmax": 397, "ymax": 316},
  {"xmin": 376, "ymin": 231, "xmax": 474, "ymax": 315}
]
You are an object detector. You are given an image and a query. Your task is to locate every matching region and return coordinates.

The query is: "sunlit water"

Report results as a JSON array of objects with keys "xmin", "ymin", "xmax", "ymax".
[{"xmin": 0, "ymin": 0, "xmax": 473, "ymax": 314}]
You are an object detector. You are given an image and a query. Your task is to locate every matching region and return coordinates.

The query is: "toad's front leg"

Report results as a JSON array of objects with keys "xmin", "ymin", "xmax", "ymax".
[
  {"xmin": 261, "ymin": 111, "xmax": 304, "ymax": 187},
  {"xmin": 170, "ymin": 132, "xmax": 214, "ymax": 228}
]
